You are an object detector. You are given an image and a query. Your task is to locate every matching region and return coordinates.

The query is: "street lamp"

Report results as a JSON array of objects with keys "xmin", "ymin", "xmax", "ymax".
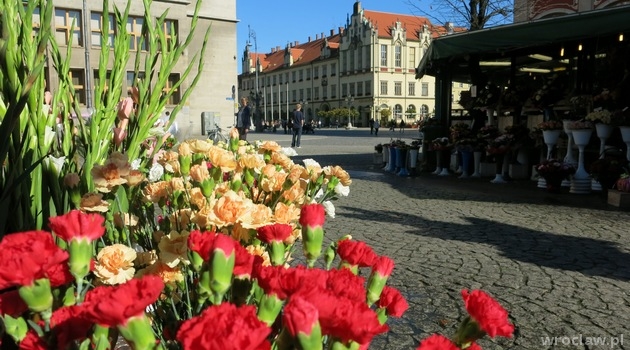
[
  {"xmin": 345, "ymin": 94, "xmax": 354, "ymax": 128},
  {"xmin": 248, "ymin": 26, "xmax": 262, "ymax": 132}
]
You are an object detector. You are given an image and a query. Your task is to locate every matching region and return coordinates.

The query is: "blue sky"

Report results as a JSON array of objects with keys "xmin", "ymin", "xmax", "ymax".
[{"xmin": 236, "ymin": 0, "xmax": 424, "ymax": 72}]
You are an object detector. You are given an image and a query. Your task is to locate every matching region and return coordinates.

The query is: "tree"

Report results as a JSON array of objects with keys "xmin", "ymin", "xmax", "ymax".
[{"xmin": 406, "ymin": 0, "xmax": 514, "ymax": 31}]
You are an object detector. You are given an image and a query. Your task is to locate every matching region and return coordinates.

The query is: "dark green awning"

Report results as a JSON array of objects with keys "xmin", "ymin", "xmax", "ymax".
[{"xmin": 416, "ymin": 6, "xmax": 630, "ymax": 79}]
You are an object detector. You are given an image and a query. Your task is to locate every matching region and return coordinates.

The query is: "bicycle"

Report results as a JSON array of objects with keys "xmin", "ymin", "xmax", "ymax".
[{"xmin": 207, "ymin": 123, "xmax": 229, "ymax": 143}]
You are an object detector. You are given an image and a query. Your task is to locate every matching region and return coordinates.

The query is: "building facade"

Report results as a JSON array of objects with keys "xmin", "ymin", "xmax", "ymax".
[
  {"xmin": 39, "ymin": 0, "xmax": 237, "ymax": 139},
  {"xmin": 238, "ymin": 1, "xmax": 468, "ymax": 128},
  {"xmin": 514, "ymin": 0, "xmax": 630, "ymax": 21}
]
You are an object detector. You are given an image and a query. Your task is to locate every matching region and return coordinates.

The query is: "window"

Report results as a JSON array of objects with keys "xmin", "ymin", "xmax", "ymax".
[
  {"xmin": 314, "ymin": 67, "xmax": 319, "ymax": 79},
  {"xmin": 357, "ymin": 81, "xmax": 363, "ymax": 96},
  {"xmin": 285, "ymin": 73, "xmax": 289, "ymax": 82},
  {"xmin": 394, "ymin": 82, "xmax": 402, "ymax": 96},
  {"xmin": 292, "ymin": 90, "xmax": 297, "ymax": 102},
  {"xmin": 306, "ymin": 69, "xmax": 311, "ymax": 80},
  {"xmin": 127, "ymin": 16, "xmax": 146, "ymax": 51},
  {"xmin": 273, "ymin": 75, "xmax": 277, "ymax": 85},
  {"xmin": 407, "ymin": 105, "xmax": 417, "ymax": 118},
  {"xmin": 380, "ymin": 45, "xmax": 387, "ymax": 66},
  {"xmin": 357, "ymin": 47, "xmax": 363, "ymax": 70},
  {"xmin": 314, "ymin": 87, "xmax": 320, "ymax": 100},
  {"xmin": 322, "ymin": 86, "xmax": 328, "ymax": 99},
  {"xmin": 394, "ymin": 44, "xmax": 401, "ymax": 67},
  {"xmin": 55, "ymin": 9, "xmax": 83, "ymax": 46},
  {"xmin": 380, "ymin": 81, "xmax": 387, "ymax": 95},
  {"xmin": 307, "ymin": 88, "xmax": 311, "ymax": 100},
  {"xmin": 31, "ymin": 7, "xmax": 41, "ymax": 37},
  {"xmin": 342, "ymin": 51, "xmax": 347, "ymax": 74},
  {"xmin": 421, "ymin": 104, "xmax": 429, "ymax": 117},
  {"xmin": 163, "ymin": 73, "xmax": 181, "ymax": 105},
  {"xmin": 69, "ymin": 68, "xmax": 86, "ymax": 104},
  {"xmin": 408, "ymin": 47, "xmax": 416, "ymax": 68},
  {"xmin": 126, "ymin": 71, "xmax": 146, "ymax": 93},
  {"xmin": 162, "ymin": 19, "xmax": 178, "ymax": 48},
  {"xmin": 349, "ymin": 49, "xmax": 355, "ymax": 71},
  {"xmin": 292, "ymin": 71, "xmax": 296, "ymax": 82},
  {"xmin": 330, "ymin": 84, "xmax": 336, "ymax": 98},
  {"xmin": 299, "ymin": 70, "xmax": 303, "ymax": 81},
  {"xmin": 341, "ymin": 83, "xmax": 348, "ymax": 97},
  {"xmin": 93, "ymin": 69, "xmax": 112, "ymax": 93},
  {"xmin": 322, "ymin": 65, "xmax": 327, "ymax": 77},
  {"xmin": 349, "ymin": 83, "xmax": 355, "ymax": 97},
  {"xmin": 421, "ymin": 82, "xmax": 429, "ymax": 96},
  {"xmin": 408, "ymin": 82, "xmax": 416, "ymax": 96},
  {"xmin": 365, "ymin": 80, "xmax": 371, "ymax": 95},
  {"xmin": 394, "ymin": 104, "xmax": 403, "ymax": 119},
  {"xmin": 299, "ymin": 89, "xmax": 304, "ymax": 101},
  {"xmin": 91, "ymin": 13, "xmax": 115, "ymax": 47},
  {"xmin": 330, "ymin": 63, "xmax": 336, "ymax": 76}
]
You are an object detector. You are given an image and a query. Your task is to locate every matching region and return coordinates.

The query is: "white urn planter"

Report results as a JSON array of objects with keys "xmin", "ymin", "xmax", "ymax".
[
  {"xmin": 538, "ymin": 130, "xmax": 561, "ymax": 189},
  {"xmin": 570, "ymin": 129, "xmax": 593, "ymax": 194}
]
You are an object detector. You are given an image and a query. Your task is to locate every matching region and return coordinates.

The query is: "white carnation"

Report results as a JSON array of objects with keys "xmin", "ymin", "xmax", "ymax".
[
  {"xmin": 282, "ymin": 147, "xmax": 298, "ymax": 157},
  {"xmin": 334, "ymin": 183, "xmax": 350, "ymax": 197},
  {"xmin": 148, "ymin": 163, "xmax": 164, "ymax": 182},
  {"xmin": 131, "ymin": 158, "xmax": 142, "ymax": 170},
  {"xmin": 322, "ymin": 200, "xmax": 335, "ymax": 218},
  {"xmin": 303, "ymin": 158, "xmax": 321, "ymax": 168}
]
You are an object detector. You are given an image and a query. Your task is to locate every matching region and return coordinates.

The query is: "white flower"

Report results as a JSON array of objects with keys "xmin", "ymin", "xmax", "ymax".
[
  {"xmin": 148, "ymin": 163, "xmax": 164, "ymax": 182},
  {"xmin": 45, "ymin": 155, "xmax": 66, "ymax": 175},
  {"xmin": 131, "ymin": 158, "xmax": 142, "ymax": 170},
  {"xmin": 334, "ymin": 183, "xmax": 350, "ymax": 197},
  {"xmin": 303, "ymin": 158, "xmax": 321, "ymax": 168},
  {"xmin": 281, "ymin": 147, "xmax": 298, "ymax": 157},
  {"xmin": 322, "ymin": 200, "xmax": 335, "ymax": 218},
  {"xmin": 313, "ymin": 188, "xmax": 324, "ymax": 199},
  {"xmin": 44, "ymin": 126, "xmax": 55, "ymax": 149}
]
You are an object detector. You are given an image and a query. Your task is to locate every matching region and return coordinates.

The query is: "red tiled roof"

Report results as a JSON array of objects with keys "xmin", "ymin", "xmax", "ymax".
[
  {"xmin": 249, "ymin": 34, "xmax": 342, "ymax": 73},
  {"xmin": 363, "ymin": 10, "xmax": 465, "ymax": 39}
]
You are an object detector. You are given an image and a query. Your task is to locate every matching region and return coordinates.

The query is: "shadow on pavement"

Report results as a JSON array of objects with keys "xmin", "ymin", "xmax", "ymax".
[{"xmin": 340, "ymin": 206, "xmax": 630, "ymax": 282}]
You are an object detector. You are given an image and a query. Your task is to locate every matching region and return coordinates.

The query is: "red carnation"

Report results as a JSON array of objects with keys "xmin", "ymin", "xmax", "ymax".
[
  {"xmin": 212, "ymin": 234, "xmax": 236, "ymax": 257},
  {"xmin": 283, "ymin": 296, "xmax": 319, "ymax": 336},
  {"xmin": 19, "ymin": 330, "xmax": 48, "ymax": 350},
  {"xmin": 187, "ymin": 230, "xmax": 217, "ymax": 261},
  {"xmin": 256, "ymin": 223, "xmax": 293, "ymax": 244},
  {"xmin": 461, "ymin": 289, "xmax": 514, "ymax": 338},
  {"xmin": 233, "ymin": 243, "xmax": 255, "ymax": 278},
  {"xmin": 0, "ymin": 290, "xmax": 28, "ymax": 317},
  {"xmin": 176, "ymin": 303, "xmax": 271, "ymax": 350},
  {"xmin": 377, "ymin": 286, "xmax": 409, "ymax": 318},
  {"xmin": 468, "ymin": 343, "xmax": 483, "ymax": 350},
  {"xmin": 417, "ymin": 334, "xmax": 459, "ymax": 350},
  {"xmin": 299, "ymin": 203, "xmax": 326, "ymax": 227},
  {"xmin": 51, "ymin": 306, "xmax": 93, "ymax": 349},
  {"xmin": 337, "ymin": 239, "xmax": 378, "ymax": 267},
  {"xmin": 371, "ymin": 256, "xmax": 395, "ymax": 277},
  {"xmin": 48, "ymin": 210, "xmax": 105, "ymax": 242},
  {"xmin": 252, "ymin": 264, "xmax": 289, "ymax": 299},
  {"xmin": 295, "ymin": 286, "xmax": 388, "ymax": 344},
  {"xmin": 0, "ymin": 231, "xmax": 69, "ymax": 289},
  {"xmin": 81, "ymin": 276, "xmax": 164, "ymax": 327},
  {"xmin": 326, "ymin": 268, "xmax": 367, "ymax": 303}
]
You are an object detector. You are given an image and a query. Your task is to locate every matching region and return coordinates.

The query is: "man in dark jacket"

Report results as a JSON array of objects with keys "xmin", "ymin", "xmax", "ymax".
[
  {"xmin": 291, "ymin": 103, "xmax": 304, "ymax": 148},
  {"xmin": 236, "ymin": 97, "xmax": 252, "ymax": 140}
]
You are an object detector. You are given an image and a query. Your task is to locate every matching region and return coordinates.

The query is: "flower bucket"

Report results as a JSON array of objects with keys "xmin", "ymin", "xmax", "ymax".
[
  {"xmin": 542, "ymin": 130, "xmax": 561, "ymax": 145},
  {"xmin": 595, "ymin": 123, "xmax": 613, "ymax": 139}
]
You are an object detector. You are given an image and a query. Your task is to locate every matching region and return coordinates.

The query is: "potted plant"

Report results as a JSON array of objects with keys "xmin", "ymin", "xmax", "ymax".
[{"xmin": 535, "ymin": 159, "xmax": 576, "ymax": 192}]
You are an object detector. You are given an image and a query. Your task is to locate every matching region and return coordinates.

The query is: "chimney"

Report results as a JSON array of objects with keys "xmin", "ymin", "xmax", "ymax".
[
  {"xmin": 445, "ymin": 22, "xmax": 454, "ymax": 34},
  {"xmin": 339, "ymin": 27, "xmax": 344, "ymax": 35},
  {"xmin": 294, "ymin": 41, "xmax": 299, "ymax": 47},
  {"xmin": 277, "ymin": 46, "xmax": 281, "ymax": 51},
  {"xmin": 330, "ymin": 29, "xmax": 334, "ymax": 36},
  {"xmin": 308, "ymin": 36, "xmax": 311, "ymax": 42},
  {"xmin": 321, "ymin": 32, "xmax": 325, "ymax": 38}
]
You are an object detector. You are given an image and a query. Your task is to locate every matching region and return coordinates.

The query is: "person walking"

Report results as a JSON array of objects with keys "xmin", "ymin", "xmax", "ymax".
[
  {"xmin": 399, "ymin": 118, "xmax": 405, "ymax": 133},
  {"xmin": 373, "ymin": 118, "xmax": 380, "ymax": 136},
  {"xmin": 236, "ymin": 97, "xmax": 252, "ymax": 141},
  {"xmin": 291, "ymin": 103, "xmax": 305, "ymax": 148},
  {"xmin": 369, "ymin": 118, "xmax": 374, "ymax": 134}
]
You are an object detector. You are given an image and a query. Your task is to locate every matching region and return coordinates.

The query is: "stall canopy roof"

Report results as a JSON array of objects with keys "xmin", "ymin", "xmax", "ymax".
[{"xmin": 416, "ymin": 6, "xmax": 630, "ymax": 80}]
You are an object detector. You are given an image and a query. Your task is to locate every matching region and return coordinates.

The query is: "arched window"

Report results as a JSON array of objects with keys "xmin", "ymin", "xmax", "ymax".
[
  {"xmin": 394, "ymin": 104, "xmax": 403, "ymax": 119},
  {"xmin": 406, "ymin": 104, "xmax": 417, "ymax": 118},
  {"xmin": 421, "ymin": 104, "xmax": 429, "ymax": 117}
]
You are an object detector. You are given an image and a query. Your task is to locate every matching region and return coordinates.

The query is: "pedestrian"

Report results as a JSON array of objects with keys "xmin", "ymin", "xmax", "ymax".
[
  {"xmin": 236, "ymin": 97, "xmax": 251, "ymax": 141},
  {"xmin": 291, "ymin": 103, "xmax": 305, "ymax": 148},
  {"xmin": 335, "ymin": 119, "xmax": 339, "ymax": 130},
  {"xmin": 282, "ymin": 119, "xmax": 288, "ymax": 134},
  {"xmin": 399, "ymin": 118, "xmax": 405, "ymax": 133},
  {"xmin": 373, "ymin": 118, "xmax": 380, "ymax": 136},
  {"xmin": 369, "ymin": 118, "xmax": 374, "ymax": 134}
]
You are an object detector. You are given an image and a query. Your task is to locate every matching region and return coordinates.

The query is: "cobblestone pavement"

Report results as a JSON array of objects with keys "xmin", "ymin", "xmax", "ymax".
[{"xmin": 246, "ymin": 128, "xmax": 630, "ymax": 350}]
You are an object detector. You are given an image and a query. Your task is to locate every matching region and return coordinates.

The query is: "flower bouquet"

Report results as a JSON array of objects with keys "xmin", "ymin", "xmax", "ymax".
[
  {"xmin": 374, "ymin": 143, "xmax": 384, "ymax": 153},
  {"xmin": 585, "ymin": 109, "xmax": 612, "ymax": 125},
  {"xmin": 536, "ymin": 159, "xmax": 576, "ymax": 191},
  {"xmin": 417, "ymin": 117, "xmax": 440, "ymax": 131},
  {"xmin": 535, "ymin": 120, "xmax": 564, "ymax": 131},
  {"xmin": 567, "ymin": 120, "xmax": 594, "ymax": 130},
  {"xmin": 431, "ymin": 137, "xmax": 451, "ymax": 151},
  {"xmin": 486, "ymin": 134, "xmax": 515, "ymax": 155}
]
